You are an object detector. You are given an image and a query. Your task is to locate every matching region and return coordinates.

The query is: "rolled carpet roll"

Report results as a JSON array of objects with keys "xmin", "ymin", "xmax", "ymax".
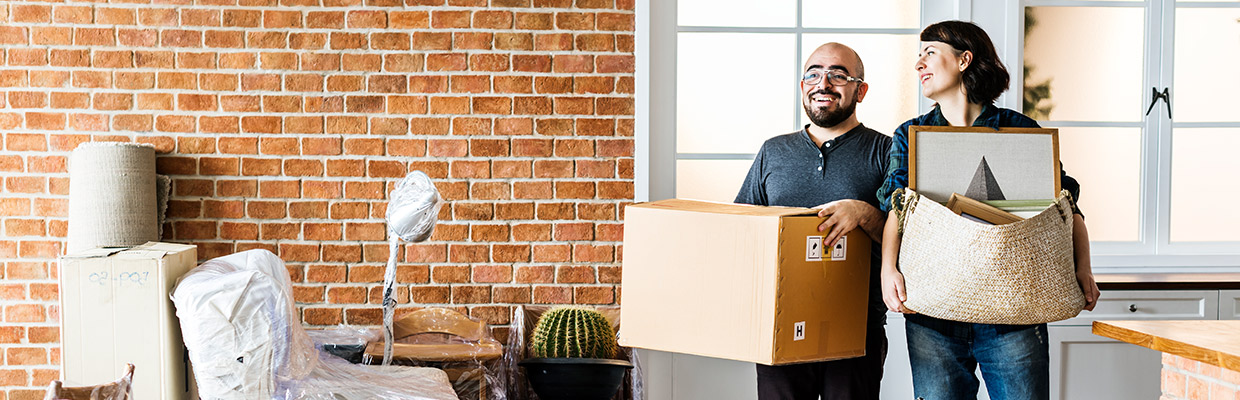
[{"xmin": 67, "ymin": 143, "xmax": 160, "ymax": 253}]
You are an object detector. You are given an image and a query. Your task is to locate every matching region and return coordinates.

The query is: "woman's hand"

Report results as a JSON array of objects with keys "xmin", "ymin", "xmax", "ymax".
[
  {"xmin": 881, "ymin": 267, "xmax": 915, "ymax": 314},
  {"xmin": 1077, "ymin": 269, "xmax": 1100, "ymax": 311}
]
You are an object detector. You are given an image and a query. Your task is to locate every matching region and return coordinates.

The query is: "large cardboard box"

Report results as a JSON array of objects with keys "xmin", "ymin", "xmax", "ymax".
[
  {"xmin": 60, "ymin": 242, "xmax": 197, "ymax": 399},
  {"xmin": 619, "ymin": 199, "xmax": 871, "ymax": 365}
]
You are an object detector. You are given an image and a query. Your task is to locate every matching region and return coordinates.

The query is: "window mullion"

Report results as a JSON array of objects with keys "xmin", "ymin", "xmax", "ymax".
[{"xmin": 1149, "ymin": 0, "xmax": 1174, "ymax": 255}]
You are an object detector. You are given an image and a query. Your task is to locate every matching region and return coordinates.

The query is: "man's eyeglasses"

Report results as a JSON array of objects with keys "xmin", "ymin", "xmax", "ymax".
[{"xmin": 801, "ymin": 69, "xmax": 863, "ymax": 86}]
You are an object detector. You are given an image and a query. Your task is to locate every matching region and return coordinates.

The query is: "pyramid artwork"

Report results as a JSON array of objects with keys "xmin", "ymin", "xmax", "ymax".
[{"xmin": 964, "ymin": 156, "xmax": 1006, "ymax": 201}]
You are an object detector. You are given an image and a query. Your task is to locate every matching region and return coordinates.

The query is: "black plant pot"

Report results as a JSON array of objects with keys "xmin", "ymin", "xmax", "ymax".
[{"xmin": 519, "ymin": 357, "xmax": 634, "ymax": 400}]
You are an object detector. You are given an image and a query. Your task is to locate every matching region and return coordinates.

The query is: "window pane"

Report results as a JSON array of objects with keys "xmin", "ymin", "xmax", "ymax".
[
  {"xmin": 1058, "ymin": 127, "xmax": 1142, "ymax": 242},
  {"xmin": 1023, "ymin": 7, "xmax": 1144, "ymax": 122},
  {"xmin": 803, "ymin": 1, "xmax": 919, "ymax": 29},
  {"xmin": 1170, "ymin": 128, "xmax": 1240, "ymax": 242},
  {"xmin": 677, "ymin": 33, "xmax": 796, "ymax": 154},
  {"xmin": 676, "ymin": 160, "xmax": 755, "ymax": 203},
  {"xmin": 802, "ymin": 34, "xmax": 919, "ymax": 135},
  {"xmin": 678, "ymin": 0, "xmax": 795, "ymax": 28},
  {"xmin": 1173, "ymin": 8, "xmax": 1240, "ymax": 122}
]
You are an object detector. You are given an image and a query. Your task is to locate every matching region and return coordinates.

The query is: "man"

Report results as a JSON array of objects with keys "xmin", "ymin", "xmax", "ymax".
[{"xmin": 735, "ymin": 42, "xmax": 892, "ymax": 400}]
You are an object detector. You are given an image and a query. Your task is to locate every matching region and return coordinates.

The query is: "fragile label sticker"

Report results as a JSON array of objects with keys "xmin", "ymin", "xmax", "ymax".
[
  {"xmin": 831, "ymin": 236, "xmax": 847, "ymax": 261},
  {"xmin": 805, "ymin": 236, "xmax": 822, "ymax": 262},
  {"xmin": 794, "ymin": 321, "xmax": 806, "ymax": 341}
]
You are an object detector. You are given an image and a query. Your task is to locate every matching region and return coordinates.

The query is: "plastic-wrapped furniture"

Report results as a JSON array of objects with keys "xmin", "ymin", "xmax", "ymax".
[
  {"xmin": 44, "ymin": 363, "xmax": 134, "ymax": 400},
  {"xmin": 361, "ymin": 308, "xmax": 504, "ymax": 400},
  {"xmin": 171, "ymin": 249, "xmax": 460, "ymax": 400}
]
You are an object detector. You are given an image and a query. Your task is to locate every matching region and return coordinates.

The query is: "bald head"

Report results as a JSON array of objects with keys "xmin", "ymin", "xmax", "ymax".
[{"xmin": 804, "ymin": 42, "xmax": 865, "ymax": 80}]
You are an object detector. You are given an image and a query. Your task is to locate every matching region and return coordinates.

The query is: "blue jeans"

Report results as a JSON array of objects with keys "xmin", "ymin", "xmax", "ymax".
[{"xmin": 905, "ymin": 314, "xmax": 1049, "ymax": 400}]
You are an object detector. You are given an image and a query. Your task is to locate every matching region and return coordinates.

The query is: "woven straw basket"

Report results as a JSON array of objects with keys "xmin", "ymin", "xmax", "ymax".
[{"xmin": 894, "ymin": 188, "xmax": 1086, "ymax": 325}]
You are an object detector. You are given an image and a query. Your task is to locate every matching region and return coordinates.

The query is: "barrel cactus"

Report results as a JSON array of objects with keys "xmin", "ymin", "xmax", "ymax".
[{"xmin": 529, "ymin": 306, "xmax": 617, "ymax": 359}]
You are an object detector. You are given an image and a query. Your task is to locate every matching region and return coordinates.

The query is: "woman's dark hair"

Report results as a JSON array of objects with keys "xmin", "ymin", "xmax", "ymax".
[{"xmin": 920, "ymin": 20, "xmax": 1009, "ymax": 105}]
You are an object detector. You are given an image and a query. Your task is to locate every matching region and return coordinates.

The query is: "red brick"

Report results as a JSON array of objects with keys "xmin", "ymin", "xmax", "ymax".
[
  {"xmin": 345, "ymin": 138, "xmax": 385, "ymax": 156},
  {"xmin": 264, "ymin": 10, "xmax": 302, "ymax": 28},
  {"xmin": 9, "ymin": 91, "xmax": 47, "ymax": 108},
  {"xmin": 493, "ymin": 286, "xmax": 530, "ymax": 303},
  {"xmin": 432, "ymin": 265, "xmax": 470, "ymax": 284},
  {"xmin": 533, "ymin": 286, "xmax": 571, "ymax": 304},
  {"xmin": 257, "ymin": 180, "xmax": 298, "ymax": 198},
  {"xmin": 289, "ymin": 32, "xmax": 327, "ymax": 50},
  {"xmin": 325, "ymin": 116, "xmax": 365, "ymax": 135},
  {"xmin": 427, "ymin": 53, "xmax": 468, "ymax": 71},
  {"xmin": 97, "ymin": 7, "xmax": 136, "ymax": 24},
  {"xmin": 183, "ymin": 9, "xmax": 222, "ymax": 26},
  {"xmin": 304, "ymin": 308, "xmax": 342, "ymax": 325},
  {"xmin": 7, "ymin": 347, "xmax": 47, "ymax": 365},
  {"xmin": 323, "ymin": 244, "xmax": 361, "ymax": 262},
  {"xmin": 598, "ymin": 12, "xmax": 634, "ymax": 31},
  {"xmin": 598, "ymin": 138, "xmax": 633, "ymax": 157},
  {"xmin": 515, "ymin": 12, "xmax": 553, "ymax": 30},
  {"xmin": 158, "ymin": 72, "xmax": 197, "ymax": 90},
  {"xmin": 513, "ymin": 55, "xmax": 552, "ymax": 72},
  {"xmin": 454, "ymin": 32, "xmax": 493, "ymax": 50},
  {"xmin": 259, "ymin": 52, "xmax": 297, "ymax": 70},
  {"xmin": 411, "ymin": 286, "xmax": 449, "ymax": 303},
  {"xmin": 428, "ymin": 139, "xmax": 468, "ymax": 157},
  {"xmin": 348, "ymin": 10, "xmax": 387, "ymax": 28},
  {"xmin": 161, "ymin": 30, "xmax": 203, "ymax": 47},
  {"xmin": 71, "ymin": 71, "xmax": 111, "ymax": 89},
  {"xmin": 535, "ymin": 32, "xmax": 573, "ymax": 51},
  {"xmin": 473, "ymin": 10, "xmax": 513, "ymax": 29},
  {"xmin": 575, "ymin": 286, "xmax": 615, "ymax": 304},
  {"xmin": 13, "ymin": 5, "xmax": 52, "ymax": 23},
  {"xmin": 331, "ymin": 32, "xmax": 367, "ymax": 50},
  {"xmin": 242, "ymin": 116, "xmax": 281, "ymax": 133},
  {"xmin": 303, "ymin": 180, "xmax": 343, "ymax": 198},
  {"xmin": 515, "ymin": 98, "xmax": 552, "ymax": 117},
  {"xmin": 452, "ymin": 285, "xmax": 491, "ymax": 304},
  {"xmin": 304, "ymin": 11, "xmax": 342, "ymax": 29}
]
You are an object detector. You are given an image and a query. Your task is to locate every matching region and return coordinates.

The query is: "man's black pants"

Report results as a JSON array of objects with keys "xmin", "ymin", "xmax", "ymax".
[{"xmin": 756, "ymin": 323, "xmax": 887, "ymax": 400}]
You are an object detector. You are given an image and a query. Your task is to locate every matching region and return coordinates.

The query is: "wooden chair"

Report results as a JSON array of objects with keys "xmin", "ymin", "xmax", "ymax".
[
  {"xmin": 363, "ymin": 307, "xmax": 503, "ymax": 362},
  {"xmin": 44, "ymin": 364, "xmax": 134, "ymax": 400},
  {"xmin": 363, "ymin": 308, "xmax": 504, "ymax": 400}
]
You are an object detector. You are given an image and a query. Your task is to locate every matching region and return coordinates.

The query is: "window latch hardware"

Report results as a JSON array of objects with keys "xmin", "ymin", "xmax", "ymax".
[{"xmin": 1145, "ymin": 87, "xmax": 1172, "ymax": 119}]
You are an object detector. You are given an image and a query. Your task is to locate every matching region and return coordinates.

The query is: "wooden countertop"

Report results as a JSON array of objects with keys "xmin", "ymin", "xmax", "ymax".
[
  {"xmin": 1093, "ymin": 320, "xmax": 1240, "ymax": 370},
  {"xmin": 1095, "ymin": 273, "xmax": 1240, "ymax": 290}
]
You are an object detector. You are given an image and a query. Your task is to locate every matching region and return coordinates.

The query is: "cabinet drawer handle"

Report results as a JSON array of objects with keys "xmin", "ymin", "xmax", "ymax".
[{"xmin": 1129, "ymin": 304, "xmax": 1138, "ymax": 312}]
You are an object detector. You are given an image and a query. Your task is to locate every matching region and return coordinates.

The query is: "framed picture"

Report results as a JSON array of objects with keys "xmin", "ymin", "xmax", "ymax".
[
  {"xmin": 946, "ymin": 193, "xmax": 1023, "ymax": 225},
  {"xmin": 909, "ymin": 126, "xmax": 1061, "ymax": 204}
]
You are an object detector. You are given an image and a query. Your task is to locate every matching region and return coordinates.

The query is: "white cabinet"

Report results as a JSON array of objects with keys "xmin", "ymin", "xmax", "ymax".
[
  {"xmin": 1048, "ymin": 326, "xmax": 1162, "ymax": 400},
  {"xmin": 1047, "ymin": 290, "xmax": 1217, "ymax": 400},
  {"xmin": 1221, "ymin": 290, "xmax": 1240, "ymax": 320}
]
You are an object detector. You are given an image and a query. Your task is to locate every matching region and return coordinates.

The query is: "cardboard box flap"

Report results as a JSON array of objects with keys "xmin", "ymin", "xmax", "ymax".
[
  {"xmin": 61, "ymin": 247, "xmax": 129, "ymax": 259},
  {"xmin": 630, "ymin": 199, "xmax": 818, "ymax": 217}
]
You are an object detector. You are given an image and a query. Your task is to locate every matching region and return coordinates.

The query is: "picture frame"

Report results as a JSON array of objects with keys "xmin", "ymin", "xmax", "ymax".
[
  {"xmin": 946, "ymin": 193, "xmax": 1023, "ymax": 225},
  {"xmin": 909, "ymin": 126, "xmax": 1061, "ymax": 204}
]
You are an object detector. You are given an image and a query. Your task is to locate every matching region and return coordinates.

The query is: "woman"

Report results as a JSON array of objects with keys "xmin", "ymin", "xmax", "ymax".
[{"xmin": 874, "ymin": 21, "xmax": 1101, "ymax": 400}]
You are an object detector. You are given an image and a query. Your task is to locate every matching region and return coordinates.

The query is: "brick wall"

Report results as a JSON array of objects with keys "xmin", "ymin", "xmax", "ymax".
[
  {"xmin": 1161, "ymin": 354, "xmax": 1240, "ymax": 400},
  {"xmin": 0, "ymin": 0, "xmax": 634, "ymax": 396}
]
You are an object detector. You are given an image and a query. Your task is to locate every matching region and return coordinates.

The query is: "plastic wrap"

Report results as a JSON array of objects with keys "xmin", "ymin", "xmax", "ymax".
[
  {"xmin": 171, "ymin": 249, "xmax": 314, "ymax": 399},
  {"xmin": 45, "ymin": 363, "xmax": 134, "ymax": 400},
  {"xmin": 504, "ymin": 306, "xmax": 643, "ymax": 400},
  {"xmin": 172, "ymin": 250, "xmax": 467, "ymax": 400},
  {"xmin": 279, "ymin": 328, "xmax": 459, "ymax": 400},
  {"xmin": 386, "ymin": 170, "xmax": 443, "ymax": 242},
  {"xmin": 339, "ymin": 308, "xmax": 508, "ymax": 400},
  {"xmin": 383, "ymin": 171, "xmax": 444, "ymax": 364}
]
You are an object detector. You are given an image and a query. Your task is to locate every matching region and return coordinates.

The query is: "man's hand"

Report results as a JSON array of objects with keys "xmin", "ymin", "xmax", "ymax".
[
  {"xmin": 881, "ymin": 267, "xmax": 915, "ymax": 314},
  {"xmin": 1077, "ymin": 269, "xmax": 1100, "ymax": 311},
  {"xmin": 815, "ymin": 199, "xmax": 884, "ymax": 247}
]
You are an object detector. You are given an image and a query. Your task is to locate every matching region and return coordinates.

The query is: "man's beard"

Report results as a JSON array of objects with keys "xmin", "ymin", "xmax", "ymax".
[{"xmin": 803, "ymin": 88, "xmax": 857, "ymax": 128}]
